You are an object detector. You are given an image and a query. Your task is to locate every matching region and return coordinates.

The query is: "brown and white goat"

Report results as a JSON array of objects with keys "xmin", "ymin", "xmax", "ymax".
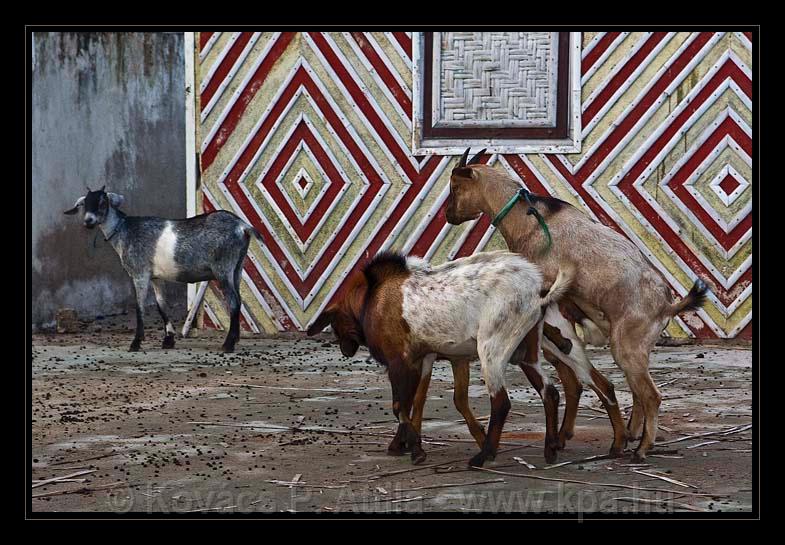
[
  {"xmin": 445, "ymin": 149, "xmax": 708, "ymax": 461},
  {"xmin": 307, "ymin": 251, "xmax": 573, "ymax": 467}
]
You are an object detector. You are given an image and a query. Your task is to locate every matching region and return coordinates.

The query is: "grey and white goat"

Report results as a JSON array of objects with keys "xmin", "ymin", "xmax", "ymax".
[{"xmin": 64, "ymin": 186, "xmax": 263, "ymax": 353}]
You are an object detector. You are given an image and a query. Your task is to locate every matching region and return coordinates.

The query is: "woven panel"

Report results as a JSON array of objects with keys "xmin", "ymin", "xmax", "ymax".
[{"xmin": 437, "ymin": 32, "xmax": 558, "ymax": 126}]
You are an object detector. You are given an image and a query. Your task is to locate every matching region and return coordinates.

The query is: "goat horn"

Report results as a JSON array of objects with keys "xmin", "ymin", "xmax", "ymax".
[
  {"xmin": 468, "ymin": 148, "xmax": 487, "ymax": 165},
  {"xmin": 99, "ymin": 185, "xmax": 106, "ymax": 192},
  {"xmin": 86, "ymin": 185, "xmax": 92, "ymax": 192},
  {"xmin": 458, "ymin": 148, "xmax": 470, "ymax": 168}
]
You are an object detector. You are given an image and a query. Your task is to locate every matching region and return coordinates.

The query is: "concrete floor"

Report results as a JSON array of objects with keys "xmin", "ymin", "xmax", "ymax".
[{"xmin": 30, "ymin": 328, "xmax": 753, "ymax": 514}]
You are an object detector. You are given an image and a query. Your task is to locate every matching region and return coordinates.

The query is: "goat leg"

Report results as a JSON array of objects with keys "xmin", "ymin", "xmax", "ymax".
[
  {"xmin": 516, "ymin": 328, "xmax": 560, "ymax": 463},
  {"xmin": 219, "ymin": 278, "xmax": 241, "ymax": 353},
  {"xmin": 387, "ymin": 422, "xmax": 408, "ymax": 456},
  {"xmin": 152, "ymin": 280, "xmax": 176, "ymax": 349},
  {"xmin": 406, "ymin": 424, "xmax": 427, "ymax": 465},
  {"xmin": 543, "ymin": 322, "xmax": 572, "ymax": 354},
  {"xmin": 387, "ymin": 359, "xmax": 425, "ymax": 463},
  {"xmin": 408, "ymin": 356, "xmax": 434, "ymax": 465},
  {"xmin": 545, "ymin": 350, "xmax": 582, "ymax": 450},
  {"xmin": 520, "ymin": 363, "xmax": 561, "ymax": 464},
  {"xmin": 129, "ymin": 278, "xmax": 149, "ymax": 352},
  {"xmin": 387, "ymin": 420, "xmax": 425, "ymax": 464},
  {"xmin": 543, "ymin": 322, "xmax": 582, "ymax": 449},
  {"xmin": 469, "ymin": 387, "xmax": 510, "ymax": 468},
  {"xmin": 450, "ymin": 359, "xmax": 487, "ymax": 450}
]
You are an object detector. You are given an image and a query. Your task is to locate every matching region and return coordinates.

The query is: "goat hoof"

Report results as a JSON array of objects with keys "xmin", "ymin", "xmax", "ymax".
[
  {"xmin": 630, "ymin": 451, "xmax": 647, "ymax": 463},
  {"xmin": 468, "ymin": 452, "xmax": 487, "ymax": 468},
  {"xmin": 129, "ymin": 341, "xmax": 141, "ymax": 352},
  {"xmin": 411, "ymin": 448, "xmax": 427, "ymax": 465},
  {"xmin": 608, "ymin": 445, "xmax": 625, "ymax": 458},
  {"xmin": 162, "ymin": 336, "xmax": 175, "ymax": 349},
  {"xmin": 389, "ymin": 423, "xmax": 417, "ymax": 455},
  {"xmin": 544, "ymin": 447, "xmax": 558, "ymax": 464},
  {"xmin": 544, "ymin": 439, "xmax": 560, "ymax": 463},
  {"xmin": 387, "ymin": 447, "xmax": 405, "ymax": 457},
  {"xmin": 387, "ymin": 439, "xmax": 406, "ymax": 456},
  {"xmin": 221, "ymin": 343, "xmax": 235, "ymax": 353}
]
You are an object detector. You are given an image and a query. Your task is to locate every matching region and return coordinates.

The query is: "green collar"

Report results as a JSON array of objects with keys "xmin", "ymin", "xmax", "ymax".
[{"xmin": 491, "ymin": 188, "xmax": 552, "ymax": 253}]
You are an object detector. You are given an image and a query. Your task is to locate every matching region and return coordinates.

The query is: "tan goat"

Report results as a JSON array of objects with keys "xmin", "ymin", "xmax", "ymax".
[{"xmin": 445, "ymin": 149, "xmax": 708, "ymax": 461}]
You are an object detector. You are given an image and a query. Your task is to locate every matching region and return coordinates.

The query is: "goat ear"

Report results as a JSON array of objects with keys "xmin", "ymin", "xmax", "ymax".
[
  {"xmin": 107, "ymin": 193, "xmax": 125, "ymax": 208},
  {"xmin": 451, "ymin": 167, "xmax": 475, "ymax": 180},
  {"xmin": 468, "ymin": 148, "xmax": 487, "ymax": 165},
  {"xmin": 64, "ymin": 196, "xmax": 85, "ymax": 215},
  {"xmin": 306, "ymin": 310, "xmax": 334, "ymax": 336}
]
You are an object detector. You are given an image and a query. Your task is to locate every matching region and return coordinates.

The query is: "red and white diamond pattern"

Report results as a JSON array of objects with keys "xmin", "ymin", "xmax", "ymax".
[{"xmin": 194, "ymin": 31, "xmax": 752, "ymax": 340}]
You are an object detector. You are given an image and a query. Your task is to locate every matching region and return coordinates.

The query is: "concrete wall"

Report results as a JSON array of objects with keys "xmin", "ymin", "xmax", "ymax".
[{"xmin": 32, "ymin": 32, "xmax": 186, "ymax": 327}]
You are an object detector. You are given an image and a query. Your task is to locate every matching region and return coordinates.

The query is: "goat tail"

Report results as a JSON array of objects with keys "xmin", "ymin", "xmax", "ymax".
[
  {"xmin": 242, "ymin": 222, "xmax": 264, "ymax": 244},
  {"xmin": 540, "ymin": 265, "xmax": 574, "ymax": 307},
  {"xmin": 667, "ymin": 278, "xmax": 709, "ymax": 316}
]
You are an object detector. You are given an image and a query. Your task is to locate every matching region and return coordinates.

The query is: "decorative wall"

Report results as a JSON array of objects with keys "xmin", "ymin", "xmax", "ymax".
[{"xmin": 193, "ymin": 31, "xmax": 752, "ymax": 340}]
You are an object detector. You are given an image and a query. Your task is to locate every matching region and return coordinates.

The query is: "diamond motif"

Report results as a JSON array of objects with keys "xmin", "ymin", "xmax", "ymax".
[
  {"xmin": 718, "ymin": 175, "xmax": 739, "ymax": 195},
  {"xmin": 710, "ymin": 165, "xmax": 750, "ymax": 206}
]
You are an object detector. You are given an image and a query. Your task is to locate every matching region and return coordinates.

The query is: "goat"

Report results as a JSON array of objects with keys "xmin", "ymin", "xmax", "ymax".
[
  {"xmin": 306, "ymin": 250, "xmax": 573, "ymax": 467},
  {"xmin": 445, "ymin": 149, "xmax": 709, "ymax": 461},
  {"xmin": 407, "ymin": 299, "xmax": 603, "ymax": 462},
  {"xmin": 64, "ymin": 186, "xmax": 263, "ymax": 353}
]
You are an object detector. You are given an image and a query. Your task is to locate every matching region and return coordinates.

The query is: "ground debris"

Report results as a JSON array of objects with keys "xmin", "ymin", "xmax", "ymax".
[
  {"xmin": 613, "ymin": 496, "xmax": 708, "ymax": 512},
  {"xmin": 32, "ymin": 469, "xmax": 96, "ymax": 489},
  {"xmin": 471, "ymin": 467, "xmax": 725, "ymax": 497},
  {"xmin": 31, "ymin": 481, "xmax": 128, "ymax": 499},
  {"xmin": 30, "ymin": 335, "xmax": 752, "ymax": 513},
  {"xmin": 631, "ymin": 469, "xmax": 697, "ymax": 489},
  {"xmin": 541, "ymin": 453, "xmax": 611, "ymax": 470},
  {"xmin": 657, "ymin": 423, "xmax": 752, "ymax": 446}
]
